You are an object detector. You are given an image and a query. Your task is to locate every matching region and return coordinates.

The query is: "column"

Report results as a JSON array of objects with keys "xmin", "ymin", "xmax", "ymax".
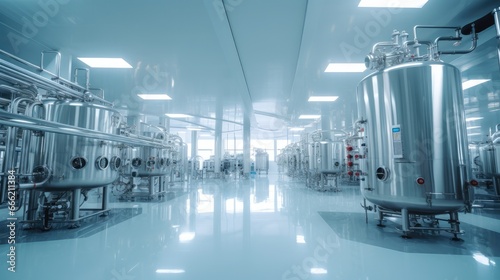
[{"xmin": 243, "ymin": 115, "xmax": 251, "ymax": 176}]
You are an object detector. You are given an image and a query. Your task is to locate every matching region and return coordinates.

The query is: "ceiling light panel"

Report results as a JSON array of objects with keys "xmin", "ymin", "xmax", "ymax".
[
  {"xmin": 165, "ymin": 113, "xmax": 192, "ymax": 118},
  {"xmin": 77, "ymin": 57, "xmax": 132, "ymax": 68},
  {"xmin": 298, "ymin": 115, "xmax": 321, "ymax": 119},
  {"xmin": 308, "ymin": 96, "xmax": 339, "ymax": 102},
  {"xmin": 137, "ymin": 94, "xmax": 172, "ymax": 100},
  {"xmin": 358, "ymin": 0, "xmax": 428, "ymax": 8},
  {"xmin": 325, "ymin": 63, "xmax": 365, "ymax": 73}
]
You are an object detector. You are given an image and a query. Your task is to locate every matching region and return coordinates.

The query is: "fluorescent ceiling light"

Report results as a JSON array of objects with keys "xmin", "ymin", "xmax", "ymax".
[
  {"xmin": 358, "ymin": 0, "xmax": 428, "ymax": 8},
  {"xmin": 299, "ymin": 114, "xmax": 321, "ymax": 119},
  {"xmin": 186, "ymin": 127, "xmax": 202, "ymax": 131},
  {"xmin": 137, "ymin": 94, "xmax": 172, "ymax": 100},
  {"xmin": 325, "ymin": 63, "xmax": 365, "ymax": 73},
  {"xmin": 296, "ymin": 235, "xmax": 305, "ymax": 244},
  {"xmin": 289, "ymin": 127, "xmax": 305, "ymax": 131},
  {"xmin": 467, "ymin": 126, "xmax": 481, "ymax": 130},
  {"xmin": 462, "ymin": 79, "xmax": 490, "ymax": 90},
  {"xmin": 308, "ymin": 96, "xmax": 339, "ymax": 102},
  {"xmin": 77, "ymin": 57, "xmax": 132, "ymax": 68},
  {"xmin": 179, "ymin": 232, "xmax": 195, "ymax": 242},
  {"xmin": 310, "ymin": 268, "xmax": 328, "ymax": 274},
  {"xmin": 466, "ymin": 117, "xmax": 483, "ymax": 122},
  {"xmin": 468, "ymin": 133, "xmax": 481, "ymax": 136},
  {"xmin": 165, "ymin": 113, "xmax": 192, "ymax": 118},
  {"xmin": 156, "ymin": 269, "xmax": 185, "ymax": 274},
  {"xmin": 199, "ymin": 133, "xmax": 212, "ymax": 137}
]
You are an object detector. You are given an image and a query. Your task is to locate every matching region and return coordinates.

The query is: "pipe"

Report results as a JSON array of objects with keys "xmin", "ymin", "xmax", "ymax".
[
  {"xmin": 371, "ymin": 41, "xmax": 398, "ymax": 53},
  {"xmin": 1, "ymin": 98, "xmax": 35, "ymax": 202},
  {"xmin": 73, "ymin": 68, "xmax": 90, "ymax": 90},
  {"xmin": 413, "ymin": 25, "xmax": 461, "ymax": 42},
  {"xmin": 20, "ymin": 101, "xmax": 44, "ymax": 176},
  {"xmin": 437, "ymin": 25, "xmax": 477, "ymax": 55},
  {"xmin": 0, "ymin": 109, "xmax": 170, "ymax": 148},
  {"xmin": 0, "ymin": 84, "xmax": 37, "ymax": 97},
  {"xmin": 140, "ymin": 123, "xmax": 167, "ymax": 139},
  {"xmin": 0, "ymin": 49, "xmax": 100, "ymax": 100},
  {"xmin": 17, "ymin": 171, "xmax": 51, "ymax": 190},
  {"xmin": 40, "ymin": 50, "xmax": 61, "ymax": 78},
  {"xmin": 0, "ymin": 55, "xmax": 112, "ymax": 106}
]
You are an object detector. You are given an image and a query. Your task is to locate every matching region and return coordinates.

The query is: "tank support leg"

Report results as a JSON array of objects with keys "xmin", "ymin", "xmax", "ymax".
[
  {"xmin": 401, "ymin": 208, "xmax": 411, "ymax": 239},
  {"xmin": 449, "ymin": 211, "xmax": 463, "ymax": 241},
  {"xmin": 100, "ymin": 186, "xmax": 109, "ymax": 217},
  {"xmin": 363, "ymin": 199, "xmax": 368, "ymax": 224},
  {"xmin": 376, "ymin": 208, "xmax": 385, "ymax": 227},
  {"xmin": 69, "ymin": 188, "xmax": 81, "ymax": 229}
]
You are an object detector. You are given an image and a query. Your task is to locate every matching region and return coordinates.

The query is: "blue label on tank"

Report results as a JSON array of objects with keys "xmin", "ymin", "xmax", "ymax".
[{"xmin": 392, "ymin": 127, "xmax": 400, "ymax": 133}]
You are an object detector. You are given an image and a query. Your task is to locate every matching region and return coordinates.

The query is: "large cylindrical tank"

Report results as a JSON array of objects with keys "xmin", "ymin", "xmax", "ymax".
[
  {"xmin": 255, "ymin": 150, "xmax": 269, "ymax": 173},
  {"xmin": 479, "ymin": 142, "xmax": 495, "ymax": 176},
  {"xmin": 36, "ymin": 100, "xmax": 122, "ymax": 189},
  {"xmin": 318, "ymin": 141, "xmax": 342, "ymax": 173},
  {"xmin": 357, "ymin": 61, "xmax": 470, "ymax": 214},
  {"xmin": 122, "ymin": 146, "xmax": 169, "ymax": 177}
]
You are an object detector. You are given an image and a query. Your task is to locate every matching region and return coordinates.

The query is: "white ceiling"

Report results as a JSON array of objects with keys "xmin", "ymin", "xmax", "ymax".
[{"xmin": 0, "ymin": 0, "xmax": 498, "ymax": 138}]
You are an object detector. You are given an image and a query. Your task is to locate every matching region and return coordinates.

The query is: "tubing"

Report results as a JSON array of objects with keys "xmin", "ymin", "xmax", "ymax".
[
  {"xmin": 0, "ymin": 109, "xmax": 169, "ymax": 148},
  {"xmin": 413, "ymin": 25, "xmax": 460, "ymax": 41},
  {"xmin": 462, "ymin": 11, "xmax": 495, "ymax": 35},
  {"xmin": 0, "ymin": 55, "xmax": 112, "ymax": 106}
]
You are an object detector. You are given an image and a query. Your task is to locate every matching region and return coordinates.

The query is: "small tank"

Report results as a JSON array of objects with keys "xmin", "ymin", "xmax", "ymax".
[{"xmin": 34, "ymin": 100, "xmax": 122, "ymax": 189}]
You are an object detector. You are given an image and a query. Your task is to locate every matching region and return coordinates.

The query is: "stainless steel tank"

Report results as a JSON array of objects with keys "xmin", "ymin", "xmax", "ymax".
[
  {"xmin": 308, "ymin": 142, "xmax": 318, "ymax": 171},
  {"xmin": 479, "ymin": 142, "xmax": 495, "ymax": 176},
  {"xmin": 357, "ymin": 61, "xmax": 469, "ymax": 214},
  {"xmin": 36, "ymin": 100, "xmax": 122, "ymax": 189},
  {"xmin": 255, "ymin": 150, "xmax": 269, "ymax": 173},
  {"xmin": 318, "ymin": 141, "xmax": 342, "ymax": 173},
  {"xmin": 122, "ymin": 146, "xmax": 169, "ymax": 177}
]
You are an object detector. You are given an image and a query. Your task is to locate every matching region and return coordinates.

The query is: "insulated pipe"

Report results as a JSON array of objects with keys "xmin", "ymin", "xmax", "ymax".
[
  {"xmin": 73, "ymin": 68, "xmax": 90, "ymax": 90},
  {"xmin": 40, "ymin": 50, "xmax": 61, "ymax": 78},
  {"xmin": 20, "ymin": 101, "xmax": 44, "ymax": 176},
  {"xmin": 0, "ymin": 84, "xmax": 37, "ymax": 97},
  {"xmin": 17, "ymin": 171, "xmax": 51, "ymax": 190},
  {"xmin": 436, "ymin": 25, "xmax": 477, "ymax": 55},
  {"xmin": 413, "ymin": 25, "xmax": 460, "ymax": 42},
  {"xmin": 0, "ymin": 110, "xmax": 167, "ymax": 148},
  {"xmin": 371, "ymin": 42, "xmax": 398, "ymax": 53},
  {"xmin": 1, "ymin": 97, "xmax": 34, "ymax": 202},
  {"xmin": 0, "ymin": 49, "xmax": 92, "ymax": 96},
  {"xmin": 0, "ymin": 56, "xmax": 112, "ymax": 106},
  {"xmin": 140, "ymin": 122, "xmax": 166, "ymax": 140}
]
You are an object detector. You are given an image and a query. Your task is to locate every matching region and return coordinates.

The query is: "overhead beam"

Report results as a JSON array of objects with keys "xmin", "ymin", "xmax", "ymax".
[{"xmin": 204, "ymin": 0, "xmax": 256, "ymax": 125}]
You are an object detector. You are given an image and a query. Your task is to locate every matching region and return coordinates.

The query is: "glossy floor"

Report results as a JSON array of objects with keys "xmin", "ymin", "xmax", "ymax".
[{"xmin": 1, "ymin": 167, "xmax": 500, "ymax": 280}]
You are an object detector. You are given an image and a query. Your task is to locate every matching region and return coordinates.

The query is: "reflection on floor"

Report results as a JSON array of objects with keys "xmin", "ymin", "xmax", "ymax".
[
  {"xmin": 0, "ymin": 208, "xmax": 143, "ymax": 244},
  {"xmin": 319, "ymin": 212, "xmax": 500, "ymax": 256},
  {"xmin": 0, "ymin": 169, "xmax": 499, "ymax": 280}
]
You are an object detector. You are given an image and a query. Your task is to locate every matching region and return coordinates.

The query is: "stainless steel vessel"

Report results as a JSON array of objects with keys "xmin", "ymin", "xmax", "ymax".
[
  {"xmin": 479, "ymin": 142, "xmax": 496, "ymax": 177},
  {"xmin": 255, "ymin": 149, "xmax": 269, "ymax": 174},
  {"xmin": 318, "ymin": 141, "xmax": 343, "ymax": 173},
  {"xmin": 36, "ymin": 100, "xmax": 122, "ymax": 189},
  {"xmin": 357, "ymin": 61, "xmax": 470, "ymax": 214},
  {"xmin": 123, "ymin": 146, "xmax": 170, "ymax": 176}
]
